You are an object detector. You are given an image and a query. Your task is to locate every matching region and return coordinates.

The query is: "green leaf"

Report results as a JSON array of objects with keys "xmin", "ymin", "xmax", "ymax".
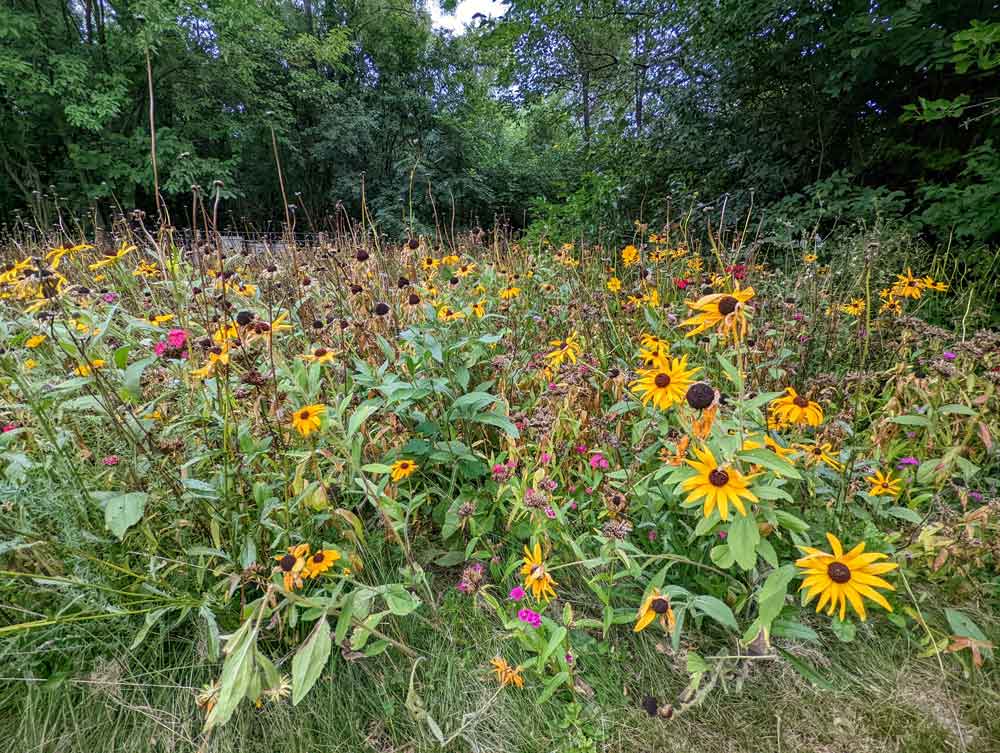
[
  {"xmin": 206, "ymin": 617, "xmax": 258, "ymax": 729},
  {"xmin": 728, "ymin": 514, "xmax": 760, "ymax": 570},
  {"xmin": 689, "ymin": 595, "xmax": 738, "ymax": 630},
  {"xmin": 890, "ymin": 414, "xmax": 930, "ymax": 427},
  {"xmin": 777, "ymin": 647, "xmax": 832, "ymax": 688},
  {"xmin": 102, "ymin": 492, "xmax": 148, "ymax": 540},
  {"xmin": 384, "ymin": 587, "xmax": 420, "ymax": 616},
  {"xmin": 709, "ymin": 544, "xmax": 735, "ymax": 569},
  {"xmin": 686, "ymin": 651, "xmax": 709, "ymax": 674},
  {"xmin": 473, "ymin": 412, "xmax": 520, "ymax": 438},
  {"xmin": 887, "ymin": 506, "xmax": 923, "ymax": 524},
  {"xmin": 450, "ymin": 391, "xmax": 498, "ymax": 414},
  {"xmin": 537, "ymin": 670, "xmax": 569, "ymax": 703},
  {"xmin": 830, "ymin": 616, "xmax": 856, "ymax": 643},
  {"xmin": 292, "ymin": 618, "xmax": 332, "ymax": 705},
  {"xmin": 939, "ymin": 404, "xmax": 977, "ymax": 416},
  {"xmin": 538, "ymin": 625, "xmax": 567, "ymax": 669},
  {"xmin": 130, "ymin": 607, "xmax": 170, "ymax": 650},
  {"xmin": 774, "ymin": 510, "xmax": 810, "ymax": 533},
  {"xmin": 347, "ymin": 403, "xmax": 379, "ymax": 440},
  {"xmin": 360, "ymin": 463, "xmax": 392, "ymax": 474},
  {"xmin": 739, "ymin": 448, "xmax": 801, "ymax": 479}
]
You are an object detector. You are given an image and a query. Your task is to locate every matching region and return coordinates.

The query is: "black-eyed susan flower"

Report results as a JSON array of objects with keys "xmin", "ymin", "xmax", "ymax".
[
  {"xmin": 25, "ymin": 334, "xmax": 46, "ymax": 348},
  {"xmin": 796, "ymin": 441, "xmax": 843, "ymax": 471},
  {"xmin": 890, "ymin": 268, "xmax": 923, "ymax": 299},
  {"xmin": 839, "ymin": 298, "xmax": 865, "ymax": 316},
  {"xmin": 75, "ymin": 359, "xmax": 106, "ymax": 376},
  {"xmin": 633, "ymin": 588, "xmax": 676, "ymax": 633},
  {"xmin": 680, "ymin": 284, "xmax": 755, "ymax": 342},
  {"xmin": 865, "ymin": 469, "xmax": 902, "ymax": 497},
  {"xmin": 472, "ymin": 300, "xmax": 486, "ymax": 318},
  {"xmin": 88, "ymin": 242, "xmax": 136, "ymax": 270},
  {"xmin": 390, "ymin": 459, "xmax": 418, "ymax": 481},
  {"xmin": 607, "ymin": 276, "xmax": 622, "ymax": 293},
  {"xmin": 621, "ymin": 244, "xmax": 639, "ymax": 267},
  {"xmin": 499, "ymin": 286, "xmax": 521, "ymax": 300},
  {"xmin": 630, "ymin": 353, "xmax": 699, "ymax": 411},
  {"xmin": 437, "ymin": 305, "xmax": 465, "ymax": 322},
  {"xmin": 304, "ymin": 548, "xmax": 341, "ymax": 578},
  {"xmin": 545, "ymin": 332, "xmax": 582, "ymax": 368},
  {"xmin": 770, "ymin": 388, "xmax": 823, "ymax": 427},
  {"xmin": 521, "ymin": 542, "xmax": 557, "ymax": 602},
  {"xmin": 681, "ymin": 445, "xmax": 758, "ymax": 520},
  {"xmin": 921, "ymin": 276, "xmax": 948, "ymax": 292},
  {"xmin": 490, "ymin": 657, "xmax": 524, "ymax": 688},
  {"xmin": 291, "ymin": 404, "xmax": 326, "ymax": 437},
  {"xmin": 796, "ymin": 532, "xmax": 897, "ymax": 621},
  {"xmin": 301, "ymin": 347, "xmax": 336, "ymax": 364},
  {"xmin": 274, "ymin": 543, "xmax": 311, "ymax": 591}
]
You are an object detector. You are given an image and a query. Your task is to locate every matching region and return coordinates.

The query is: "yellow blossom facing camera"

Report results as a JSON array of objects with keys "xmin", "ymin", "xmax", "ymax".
[
  {"xmin": 606, "ymin": 276, "xmax": 622, "ymax": 293},
  {"xmin": 75, "ymin": 359, "xmax": 106, "ymax": 376},
  {"xmin": 621, "ymin": 244, "xmax": 639, "ymax": 267},
  {"xmin": 545, "ymin": 332, "xmax": 582, "ymax": 369},
  {"xmin": 796, "ymin": 533, "xmax": 897, "ymax": 621},
  {"xmin": 304, "ymin": 548, "xmax": 341, "ymax": 578},
  {"xmin": 521, "ymin": 542, "xmax": 557, "ymax": 602},
  {"xmin": 770, "ymin": 388, "xmax": 823, "ymax": 427},
  {"xmin": 866, "ymin": 469, "xmax": 902, "ymax": 497},
  {"xmin": 25, "ymin": 334, "xmax": 46, "ymax": 348},
  {"xmin": 631, "ymin": 353, "xmax": 699, "ymax": 411},
  {"xmin": 291, "ymin": 404, "xmax": 326, "ymax": 437},
  {"xmin": 681, "ymin": 445, "xmax": 758, "ymax": 520},
  {"xmin": 390, "ymin": 459, "xmax": 418, "ymax": 481},
  {"xmin": 499, "ymin": 286, "xmax": 521, "ymax": 300}
]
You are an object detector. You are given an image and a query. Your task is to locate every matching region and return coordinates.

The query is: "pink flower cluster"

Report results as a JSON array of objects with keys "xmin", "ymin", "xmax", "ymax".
[
  {"xmin": 517, "ymin": 608, "xmax": 541, "ymax": 628},
  {"xmin": 154, "ymin": 329, "xmax": 189, "ymax": 359},
  {"xmin": 492, "ymin": 457, "xmax": 517, "ymax": 482},
  {"xmin": 589, "ymin": 452, "xmax": 609, "ymax": 470}
]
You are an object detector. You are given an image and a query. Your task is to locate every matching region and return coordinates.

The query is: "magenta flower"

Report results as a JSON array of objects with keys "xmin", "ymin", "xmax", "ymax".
[
  {"xmin": 896, "ymin": 456, "xmax": 919, "ymax": 469},
  {"xmin": 509, "ymin": 586, "xmax": 526, "ymax": 601},
  {"xmin": 167, "ymin": 329, "xmax": 188, "ymax": 348},
  {"xmin": 575, "ymin": 444, "xmax": 588, "ymax": 454},
  {"xmin": 2, "ymin": 423, "xmax": 18, "ymax": 432},
  {"xmin": 154, "ymin": 341, "xmax": 168, "ymax": 357},
  {"xmin": 590, "ymin": 453, "xmax": 609, "ymax": 470},
  {"xmin": 540, "ymin": 452, "xmax": 552, "ymax": 464},
  {"xmin": 102, "ymin": 455, "xmax": 120, "ymax": 466},
  {"xmin": 518, "ymin": 608, "xmax": 542, "ymax": 628},
  {"xmin": 544, "ymin": 506, "xmax": 556, "ymax": 519},
  {"xmin": 942, "ymin": 351, "xmax": 956, "ymax": 361},
  {"xmin": 102, "ymin": 292, "xmax": 118, "ymax": 303}
]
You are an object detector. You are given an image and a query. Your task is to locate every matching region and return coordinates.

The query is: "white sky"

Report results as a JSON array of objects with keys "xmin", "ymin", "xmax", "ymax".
[{"xmin": 430, "ymin": 0, "xmax": 508, "ymax": 33}]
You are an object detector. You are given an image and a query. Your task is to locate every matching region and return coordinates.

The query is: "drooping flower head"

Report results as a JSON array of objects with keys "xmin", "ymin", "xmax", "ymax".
[
  {"xmin": 520, "ymin": 542, "xmax": 557, "ymax": 602},
  {"xmin": 680, "ymin": 284, "xmax": 755, "ymax": 342}
]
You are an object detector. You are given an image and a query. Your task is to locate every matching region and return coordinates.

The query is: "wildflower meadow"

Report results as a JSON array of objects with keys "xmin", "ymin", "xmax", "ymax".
[{"xmin": 2, "ymin": 2, "xmax": 1000, "ymax": 753}]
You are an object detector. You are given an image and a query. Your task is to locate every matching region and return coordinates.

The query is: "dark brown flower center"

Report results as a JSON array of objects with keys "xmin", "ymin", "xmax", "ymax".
[
  {"xmin": 708, "ymin": 469, "xmax": 730, "ymax": 487},
  {"xmin": 651, "ymin": 597, "xmax": 670, "ymax": 614},
  {"xmin": 718, "ymin": 295, "xmax": 739, "ymax": 315},
  {"xmin": 793, "ymin": 395, "xmax": 810, "ymax": 408},
  {"xmin": 313, "ymin": 552, "xmax": 326, "ymax": 564},
  {"xmin": 299, "ymin": 410, "xmax": 311, "ymax": 420},
  {"xmin": 279, "ymin": 554, "xmax": 296, "ymax": 571},
  {"xmin": 654, "ymin": 373, "xmax": 671, "ymax": 388},
  {"xmin": 314, "ymin": 348, "xmax": 327, "ymax": 357},
  {"xmin": 686, "ymin": 382, "xmax": 715, "ymax": 410},
  {"xmin": 827, "ymin": 562, "xmax": 851, "ymax": 584}
]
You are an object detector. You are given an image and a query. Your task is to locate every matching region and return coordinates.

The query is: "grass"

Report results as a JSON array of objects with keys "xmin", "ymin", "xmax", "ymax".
[{"xmin": 3, "ymin": 561, "xmax": 997, "ymax": 753}]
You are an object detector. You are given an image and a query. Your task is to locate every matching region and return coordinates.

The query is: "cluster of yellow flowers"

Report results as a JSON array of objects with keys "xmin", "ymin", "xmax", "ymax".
[
  {"xmin": 879, "ymin": 268, "xmax": 948, "ymax": 314},
  {"xmin": 273, "ymin": 543, "xmax": 341, "ymax": 591}
]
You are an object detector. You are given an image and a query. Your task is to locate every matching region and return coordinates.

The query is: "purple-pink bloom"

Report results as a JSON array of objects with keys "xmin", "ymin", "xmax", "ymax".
[
  {"xmin": 154, "ymin": 341, "xmax": 168, "ymax": 357},
  {"xmin": 647, "ymin": 530, "xmax": 657, "ymax": 541},
  {"xmin": 518, "ymin": 608, "xmax": 542, "ymax": 628},
  {"xmin": 969, "ymin": 490, "xmax": 983, "ymax": 502},
  {"xmin": 167, "ymin": 328, "xmax": 188, "ymax": 348},
  {"xmin": 896, "ymin": 456, "xmax": 919, "ymax": 469},
  {"xmin": 540, "ymin": 452, "xmax": 552, "ymax": 464},
  {"xmin": 590, "ymin": 453, "xmax": 609, "ymax": 470},
  {"xmin": 509, "ymin": 586, "xmax": 526, "ymax": 601},
  {"xmin": 102, "ymin": 292, "xmax": 118, "ymax": 303},
  {"xmin": 103, "ymin": 455, "xmax": 119, "ymax": 466},
  {"xmin": 575, "ymin": 444, "xmax": 588, "ymax": 454},
  {"xmin": 544, "ymin": 506, "xmax": 556, "ymax": 519},
  {"xmin": 942, "ymin": 351, "xmax": 956, "ymax": 361}
]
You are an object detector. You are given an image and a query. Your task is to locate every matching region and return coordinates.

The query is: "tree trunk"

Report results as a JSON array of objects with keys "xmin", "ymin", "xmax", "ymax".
[{"xmin": 582, "ymin": 67, "xmax": 591, "ymax": 149}]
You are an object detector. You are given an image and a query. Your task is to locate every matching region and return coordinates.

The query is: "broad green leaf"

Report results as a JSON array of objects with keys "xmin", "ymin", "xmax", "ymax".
[
  {"xmin": 103, "ymin": 492, "xmax": 148, "ymax": 540},
  {"xmin": 728, "ymin": 514, "xmax": 760, "ymax": 570},
  {"xmin": 292, "ymin": 618, "xmax": 332, "ymax": 705},
  {"xmin": 347, "ymin": 403, "xmax": 379, "ymax": 440}
]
